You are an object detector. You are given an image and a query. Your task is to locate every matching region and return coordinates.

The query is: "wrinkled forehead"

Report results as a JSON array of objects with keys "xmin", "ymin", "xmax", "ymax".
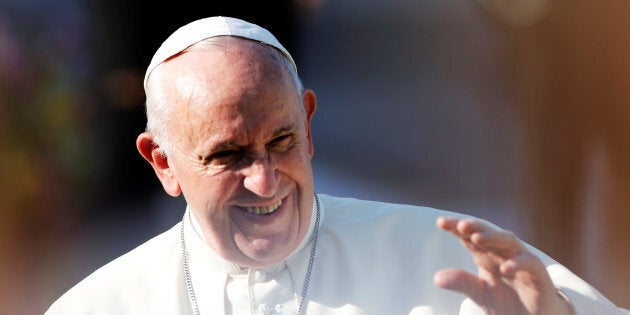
[
  {"xmin": 157, "ymin": 38, "xmax": 301, "ymax": 118},
  {"xmin": 144, "ymin": 16, "xmax": 296, "ymax": 90},
  {"xmin": 163, "ymin": 46, "xmax": 304, "ymax": 152}
]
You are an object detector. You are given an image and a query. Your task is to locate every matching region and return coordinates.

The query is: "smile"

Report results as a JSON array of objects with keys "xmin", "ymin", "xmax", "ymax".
[{"xmin": 243, "ymin": 199, "xmax": 282, "ymax": 215}]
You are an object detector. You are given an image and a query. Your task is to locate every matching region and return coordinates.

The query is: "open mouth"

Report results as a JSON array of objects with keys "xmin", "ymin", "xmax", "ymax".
[{"xmin": 243, "ymin": 199, "xmax": 282, "ymax": 215}]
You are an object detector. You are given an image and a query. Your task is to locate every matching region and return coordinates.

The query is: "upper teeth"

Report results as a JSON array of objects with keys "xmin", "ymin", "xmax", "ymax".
[{"xmin": 245, "ymin": 200, "xmax": 282, "ymax": 215}]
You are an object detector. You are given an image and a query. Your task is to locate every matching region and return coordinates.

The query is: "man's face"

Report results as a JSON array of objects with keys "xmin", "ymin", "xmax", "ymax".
[{"xmin": 157, "ymin": 40, "xmax": 316, "ymax": 267}]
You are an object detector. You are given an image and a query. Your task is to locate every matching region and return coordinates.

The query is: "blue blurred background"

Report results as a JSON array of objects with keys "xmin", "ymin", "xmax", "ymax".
[{"xmin": 1, "ymin": 0, "xmax": 628, "ymax": 313}]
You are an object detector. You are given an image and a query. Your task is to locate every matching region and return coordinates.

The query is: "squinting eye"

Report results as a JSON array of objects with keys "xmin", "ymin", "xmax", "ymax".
[
  {"xmin": 268, "ymin": 134, "xmax": 293, "ymax": 152},
  {"xmin": 206, "ymin": 150, "xmax": 242, "ymax": 168}
]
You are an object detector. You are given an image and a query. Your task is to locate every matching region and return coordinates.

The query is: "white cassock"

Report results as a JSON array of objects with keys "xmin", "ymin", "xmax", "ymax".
[{"xmin": 46, "ymin": 194, "xmax": 628, "ymax": 315}]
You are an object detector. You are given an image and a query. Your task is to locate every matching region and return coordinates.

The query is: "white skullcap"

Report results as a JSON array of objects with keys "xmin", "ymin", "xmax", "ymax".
[{"xmin": 143, "ymin": 16, "xmax": 296, "ymax": 90}]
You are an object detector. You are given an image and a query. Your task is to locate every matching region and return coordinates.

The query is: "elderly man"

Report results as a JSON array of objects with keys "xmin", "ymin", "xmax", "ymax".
[{"xmin": 46, "ymin": 16, "xmax": 628, "ymax": 315}]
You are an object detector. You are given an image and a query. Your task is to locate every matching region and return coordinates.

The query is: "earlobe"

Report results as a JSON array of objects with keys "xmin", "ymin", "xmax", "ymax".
[
  {"xmin": 136, "ymin": 132, "xmax": 182, "ymax": 196},
  {"xmin": 303, "ymin": 89, "xmax": 317, "ymax": 157}
]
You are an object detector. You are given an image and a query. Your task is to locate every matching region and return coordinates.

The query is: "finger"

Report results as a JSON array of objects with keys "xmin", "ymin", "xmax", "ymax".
[
  {"xmin": 471, "ymin": 229, "xmax": 525, "ymax": 259},
  {"xmin": 436, "ymin": 216, "xmax": 459, "ymax": 232},
  {"xmin": 437, "ymin": 217, "xmax": 495, "ymax": 253},
  {"xmin": 437, "ymin": 217, "xmax": 494, "ymax": 238},
  {"xmin": 436, "ymin": 217, "xmax": 484, "ymax": 256},
  {"xmin": 500, "ymin": 252, "xmax": 546, "ymax": 279},
  {"xmin": 433, "ymin": 268, "xmax": 485, "ymax": 305},
  {"xmin": 455, "ymin": 218, "xmax": 494, "ymax": 236},
  {"xmin": 440, "ymin": 217, "xmax": 527, "ymax": 258}
]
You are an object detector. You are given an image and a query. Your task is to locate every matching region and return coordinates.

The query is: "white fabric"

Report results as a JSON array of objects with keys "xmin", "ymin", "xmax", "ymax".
[
  {"xmin": 143, "ymin": 16, "xmax": 296, "ymax": 90},
  {"xmin": 186, "ymin": 197, "xmax": 320, "ymax": 314},
  {"xmin": 46, "ymin": 194, "xmax": 628, "ymax": 315}
]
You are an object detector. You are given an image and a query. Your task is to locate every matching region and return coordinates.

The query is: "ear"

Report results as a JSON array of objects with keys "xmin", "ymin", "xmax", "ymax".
[
  {"xmin": 302, "ymin": 89, "xmax": 317, "ymax": 157},
  {"xmin": 136, "ymin": 132, "xmax": 181, "ymax": 196}
]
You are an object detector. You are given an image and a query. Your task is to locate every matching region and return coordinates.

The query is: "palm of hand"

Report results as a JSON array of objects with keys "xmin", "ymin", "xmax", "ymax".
[{"xmin": 434, "ymin": 217, "xmax": 571, "ymax": 315}]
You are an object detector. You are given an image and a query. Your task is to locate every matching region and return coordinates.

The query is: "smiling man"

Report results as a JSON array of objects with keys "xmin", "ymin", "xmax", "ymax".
[
  {"xmin": 141, "ymin": 35, "xmax": 316, "ymax": 268},
  {"xmin": 46, "ymin": 16, "xmax": 629, "ymax": 315}
]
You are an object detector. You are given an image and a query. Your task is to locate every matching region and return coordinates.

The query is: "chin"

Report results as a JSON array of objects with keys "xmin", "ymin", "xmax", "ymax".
[{"xmin": 244, "ymin": 243, "xmax": 293, "ymax": 266}]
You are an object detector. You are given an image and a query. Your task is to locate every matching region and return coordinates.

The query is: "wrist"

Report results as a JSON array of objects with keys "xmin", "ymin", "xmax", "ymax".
[{"xmin": 557, "ymin": 289, "xmax": 576, "ymax": 315}]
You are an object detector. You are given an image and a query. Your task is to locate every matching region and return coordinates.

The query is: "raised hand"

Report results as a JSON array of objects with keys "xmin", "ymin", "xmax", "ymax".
[{"xmin": 434, "ymin": 217, "xmax": 574, "ymax": 315}]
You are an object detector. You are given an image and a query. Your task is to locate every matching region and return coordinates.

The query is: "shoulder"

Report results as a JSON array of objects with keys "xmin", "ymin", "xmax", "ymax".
[
  {"xmin": 318, "ymin": 193, "xmax": 475, "ymax": 231},
  {"xmin": 309, "ymin": 194, "xmax": 479, "ymax": 309},
  {"xmin": 87, "ymin": 222, "xmax": 181, "ymax": 278},
  {"xmin": 45, "ymin": 223, "xmax": 182, "ymax": 314},
  {"xmin": 316, "ymin": 193, "xmax": 479, "ymax": 262}
]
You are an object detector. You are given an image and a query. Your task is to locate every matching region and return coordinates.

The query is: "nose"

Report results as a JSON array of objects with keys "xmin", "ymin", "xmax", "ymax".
[{"xmin": 243, "ymin": 156, "xmax": 280, "ymax": 198}]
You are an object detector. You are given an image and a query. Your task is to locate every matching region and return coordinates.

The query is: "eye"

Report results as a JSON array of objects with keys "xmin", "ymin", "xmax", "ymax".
[
  {"xmin": 268, "ymin": 134, "xmax": 294, "ymax": 152},
  {"xmin": 205, "ymin": 149, "xmax": 243, "ymax": 168}
]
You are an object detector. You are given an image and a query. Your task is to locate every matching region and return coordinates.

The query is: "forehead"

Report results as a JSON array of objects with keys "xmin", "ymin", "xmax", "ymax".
[
  {"xmin": 159, "ymin": 38, "xmax": 302, "ymax": 147},
  {"xmin": 160, "ymin": 38, "xmax": 297, "ymax": 106}
]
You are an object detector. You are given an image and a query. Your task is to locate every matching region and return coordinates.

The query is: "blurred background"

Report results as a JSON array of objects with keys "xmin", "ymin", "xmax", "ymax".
[{"xmin": 1, "ymin": 0, "xmax": 628, "ymax": 313}]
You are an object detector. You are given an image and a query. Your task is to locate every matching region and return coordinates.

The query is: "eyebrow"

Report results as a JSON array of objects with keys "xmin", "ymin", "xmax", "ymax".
[
  {"xmin": 206, "ymin": 123, "xmax": 298, "ymax": 153},
  {"xmin": 272, "ymin": 125, "xmax": 297, "ymax": 137}
]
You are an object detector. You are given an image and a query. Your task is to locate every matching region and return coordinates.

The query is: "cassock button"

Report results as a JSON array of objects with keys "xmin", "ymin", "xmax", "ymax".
[
  {"xmin": 258, "ymin": 303, "xmax": 270, "ymax": 314},
  {"xmin": 258, "ymin": 304, "xmax": 282, "ymax": 314},
  {"xmin": 254, "ymin": 270, "xmax": 266, "ymax": 282}
]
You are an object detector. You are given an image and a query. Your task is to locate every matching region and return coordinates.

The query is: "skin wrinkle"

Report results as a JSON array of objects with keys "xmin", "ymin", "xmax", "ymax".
[
  {"xmin": 139, "ymin": 22, "xmax": 576, "ymax": 315},
  {"xmin": 145, "ymin": 34, "xmax": 303, "ymax": 158},
  {"xmin": 140, "ymin": 37, "xmax": 316, "ymax": 267},
  {"xmin": 44, "ymin": 17, "xmax": 613, "ymax": 314}
]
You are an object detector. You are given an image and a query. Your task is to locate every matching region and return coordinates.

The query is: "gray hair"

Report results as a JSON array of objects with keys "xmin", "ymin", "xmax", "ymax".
[{"xmin": 144, "ymin": 36, "xmax": 304, "ymax": 157}]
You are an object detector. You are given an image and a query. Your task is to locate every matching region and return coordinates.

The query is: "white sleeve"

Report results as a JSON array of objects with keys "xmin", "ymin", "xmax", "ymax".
[
  {"xmin": 546, "ymin": 264, "xmax": 629, "ymax": 315},
  {"xmin": 458, "ymin": 298, "xmax": 486, "ymax": 315},
  {"xmin": 528, "ymin": 242, "xmax": 628, "ymax": 315}
]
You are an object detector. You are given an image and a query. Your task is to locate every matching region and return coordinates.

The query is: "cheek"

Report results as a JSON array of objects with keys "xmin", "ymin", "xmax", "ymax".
[
  {"xmin": 171, "ymin": 162, "xmax": 200, "ymax": 189},
  {"xmin": 172, "ymin": 164, "xmax": 219, "ymax": 200},
  {"xmin": 277, "ymin": 149, "xmax": 313, "ymax": 180},
  {"xmin": 195, "ymin": 172, "xmax": 243, "ymax": 201},
  {"xmin": 277, "ymin": 148, "xmax": 306, "ymax": 167}
]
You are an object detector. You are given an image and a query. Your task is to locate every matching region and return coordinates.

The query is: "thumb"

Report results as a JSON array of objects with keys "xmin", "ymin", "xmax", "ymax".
[{"xmin": 434, "ymin": 268, "xmax": 485, "ymax": 305}]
